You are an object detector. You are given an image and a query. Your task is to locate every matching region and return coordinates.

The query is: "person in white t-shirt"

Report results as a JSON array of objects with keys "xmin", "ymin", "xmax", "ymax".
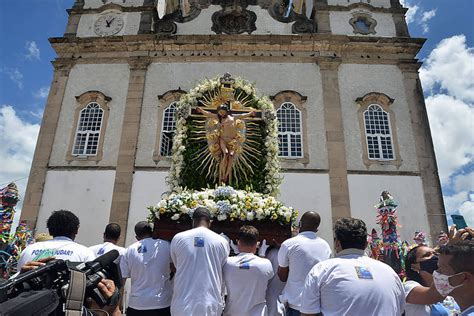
[
  {"xmin": 265, "ymin": 246, "xmax": 286, "ymax": 316},
  {"xmin": 277, "ymin": 211, "xmax": 331, "ymax": 315},
  {"xmin": 223, "ymin": 225, "xmax": 274, "ymax": 316},
  {"xmin": 120, "ymin": 221, "xmax": 173, "ymax": 316},
  {"xmin": 170, "ymin": 207, "xmax": 230, "ymax": 316},
  {"xmin": 17, "ymin": 210, "xmax": 95, "ymax": 270},
  {"xmin": 89, "ymin": 223, "xmax": 126, "ymax": 258},
  {"xmin": 300, "ymin": 217, "xmax": 405, "ymax": 316}
]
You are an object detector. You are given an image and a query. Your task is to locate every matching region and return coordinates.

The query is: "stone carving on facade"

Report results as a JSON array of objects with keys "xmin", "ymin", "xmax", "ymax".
[
  {"xmin": 349, "ymin": 10, "xmax": 377, "ymax": 35},
  {"xmin": 211, "ymin": 8, "xmax": 257, "ymax": 34}
]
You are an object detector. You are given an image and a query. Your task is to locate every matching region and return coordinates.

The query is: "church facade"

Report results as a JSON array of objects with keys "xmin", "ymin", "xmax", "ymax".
[{"xmin": 21, "ymin": 0, "xmax": 447, "ymax": 246}]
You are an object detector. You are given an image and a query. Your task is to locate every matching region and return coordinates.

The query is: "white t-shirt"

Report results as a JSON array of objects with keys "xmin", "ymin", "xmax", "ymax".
[
  {"xmin": 120, "ymin": 238, "xmax": 173, "ymax": 310},
  {"xmin": 89, "ymin": 242, "xmax": 126, "ymax": 258},
  {"xmin": 265, "ymin": 247, "xmax": 286, "ymax": 316},
  {"xmin": 404, "ymin": 280, "xmax": 430, "ymax": 316},
  {"xmin": 300, "ymin": 248, "xmax": 405, "ymax": 316},
  {"xmin": 17, "ymin": 236, "xmax": 95, "ymax": 269},
  {"xmin": 278, "ymin": 231, "xmax": 331, "ymax": 310},
  {"xmin": 223, "ymin": 252, "xmax": 274, "ymax": 316},
  {"xmin": 170, "ymin": 226, "xmax": 230, "ymax": 316}
]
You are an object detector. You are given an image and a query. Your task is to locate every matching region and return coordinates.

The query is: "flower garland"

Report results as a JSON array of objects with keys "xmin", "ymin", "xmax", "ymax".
[
  {"xmin": 167, "ymin": 76, "xmax": 281, "ymax": 196},
  {"xmin": 148, "ymin": 186, "xmax": 298, "ymax": 225}
]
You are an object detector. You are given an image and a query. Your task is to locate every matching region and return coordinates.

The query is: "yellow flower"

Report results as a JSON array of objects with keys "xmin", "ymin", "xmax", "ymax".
[{"xmin": 159, "ymin": 208, "xmax": 166, "ymax": 214}]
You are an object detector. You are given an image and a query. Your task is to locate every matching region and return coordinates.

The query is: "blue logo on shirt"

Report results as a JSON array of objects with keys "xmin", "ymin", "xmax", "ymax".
[
  {"xmin": 194, "ymin": 237, "xmax": 205, "ymax": 247},
  {"xmin": 138, "ymin": 244, "xmax": 147, "ymax": 253},
  {"xmin": 97, "ymin": 247, "xmax": 106, "ymax": 255},
  {"xmin": 355, "ymin": 266, "xmax": 373, "ymax": 279},
  {"xmin": 239, "ymin": 261, "xmax": 250, "ymax": 270}
]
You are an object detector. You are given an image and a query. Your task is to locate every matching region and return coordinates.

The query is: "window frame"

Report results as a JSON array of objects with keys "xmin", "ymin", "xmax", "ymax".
[
  {"xmin": 271, "ymin": 90, "xmax": 309, "ymax": 164},
  {"xmin": 356, "ymin": 92, "xmax": 401, "ymax": 168},
  {"xmin": 67, "ymin": 91, "xmax": 111, "ymax": 162},
  {"xmin": 277, "ymin": 102, "xmax": 304, "ymax": 159},
  {"xmin": 363, "ymin": 104, "xmax": 395, "ymax": 161},
  {"xmin": 153, "ymin": 90, "xmax": 186, "ymax": 162},
  {"xmin": 72, "ymin": 102, "xmax": 104, "ymax": 156},
  {"xmin": 349, "ymin": 11, "xmax": 377, "ymax": 35}
]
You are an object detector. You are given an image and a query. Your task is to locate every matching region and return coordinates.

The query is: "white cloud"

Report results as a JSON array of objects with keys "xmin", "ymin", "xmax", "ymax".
[
  {"xmin": 25, "ymin": 41, "xmax": 40, "ymax": 60},
  {"xmin": 444, "ymin": 191, "xmax": 469, "ymax": 216},
  {"xmin": 458, "ymin": 194, "xmax": 474, "ymax": 227},
  {"xmin": 420, "ymin": 9, "xmax": 436, "ymax": 33},
  {"xmin": 400, "ymin": 0, "xmax": 419, "ymax": 24},
  {"xmin": 426, "ymin": 94, "xmax": 474, "ymax": 186},
  {"xmin": 453, "ymin": 172, "xmax": 474, "ymax": 193},
  {"xmin": 0, "ymin": 105, "xmax": 40, "ymax": 213},
  {"xmin": 421, "ymin": 35, "xmax": 474, "ymax": 102},
  {"xmin": 1, "ymin": 67, "xmax": 24, "ymax": 90},
  {"xmin": 34, "ymin": 86, "xmax": 50, "ymax": 99}
]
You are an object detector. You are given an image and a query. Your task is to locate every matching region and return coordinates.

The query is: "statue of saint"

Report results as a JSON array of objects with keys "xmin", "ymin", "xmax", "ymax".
[{"xmin": 196, "ymin": 103, "xmax": 256, "ymax": 184}]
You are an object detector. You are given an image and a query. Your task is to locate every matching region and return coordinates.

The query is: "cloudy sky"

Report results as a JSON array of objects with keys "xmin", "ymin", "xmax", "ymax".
[{"xmin": 0, "ymin": 0, "xmax": 473, "ymax": 226}]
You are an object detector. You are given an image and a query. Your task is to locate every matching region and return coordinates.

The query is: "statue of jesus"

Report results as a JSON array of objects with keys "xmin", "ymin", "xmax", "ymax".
[{"xmin": 196, "ymin": 103, "xmax": 256, "ymax": 184}]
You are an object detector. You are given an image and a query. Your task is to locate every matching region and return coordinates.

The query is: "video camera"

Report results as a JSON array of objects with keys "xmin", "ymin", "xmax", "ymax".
[{"xmin": 0, "ymin": 250, "xmax": 122, "ymax": 316}]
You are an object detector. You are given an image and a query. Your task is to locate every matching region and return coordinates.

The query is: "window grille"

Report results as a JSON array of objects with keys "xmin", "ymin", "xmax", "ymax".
[
  {"xmin": 160, "ymin": 102, "xmax": 177, "ymax": 156},
  {"xmin": 72, "ymin": 102, "xmax": 103, "ymax": 156},
  {"xmin": 363, "ymin": 104, "xmax": 394, "ymax": 160},
  {"xmin": 277, "ymin": 102, "xmax": 303, "ymax": 158}
]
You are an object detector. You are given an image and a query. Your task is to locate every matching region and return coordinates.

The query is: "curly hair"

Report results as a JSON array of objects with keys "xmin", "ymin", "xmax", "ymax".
[
  {"xmin": 439, "ymin": 240, "xmax": 474, "ymax": 274},
  {"xmin": 46, "ymin": 210, "xmax": 80, "ymax": 239},
  {"xmin": 334, "ymin": 218, "xmax": 367, "ymax": 250}
]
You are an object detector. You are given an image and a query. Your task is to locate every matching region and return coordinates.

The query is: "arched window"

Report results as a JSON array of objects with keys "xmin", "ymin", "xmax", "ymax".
[
  {"xmin": 72, "ymin": 102, "xmax": 104, "ymax": 156},
  {"xmin": 277, "ymin": 102, "xmax": 303, "ymax": 158},
  {"xmin": 159, "ymin": 102, "xmax": 177, "ymax": 156},
  {"xmin": 363, "ymin": 104, "xmax": 394, "ymax": 160}
]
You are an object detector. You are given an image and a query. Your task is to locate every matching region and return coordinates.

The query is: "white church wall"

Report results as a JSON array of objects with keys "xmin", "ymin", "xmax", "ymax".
[
  {"xmin": 125, "ymin": 171, "xmax": 171, "ymax": 246},
  {"xmin": 175, "ymin": 6, "xmax": 295, "ymax": 35},
  {"xmin": 338, "ymin": 63, "xmax": 419, "ymax": 172},
  {"xmin": 279, "ymin": 173, "xmax": 333, "ymax": 246},
  {"xmin": 348, "ymin": 174, "xmax": 432, "ymax": 244},
  {"xmin": 35, "ymin": 170, "xmax": 116, "ymax": 246},
  {"xmin": 50, "ymin": 64, "xmax": 130, "ymax": 167},
  {"xmin": 329, "ymin": 11, "xmax": 396, "ymax": 37},
  {"xmin": 136, "ymin": 62, "xmax": 327, "ymax": 170},
  {"xmin": 84, "ymin": 0, "xmax": 145, "ymax": 9},
  {"xmin": 328, "ymin": 0, "xmax": 392, "ymax": 8},
  {"xmin": 124, "ymin": 171, "xmax": 333, "ymax": 247},
  {"xmin": 77, "ymin": 11, "xmax": 142, "ymax": 37}
]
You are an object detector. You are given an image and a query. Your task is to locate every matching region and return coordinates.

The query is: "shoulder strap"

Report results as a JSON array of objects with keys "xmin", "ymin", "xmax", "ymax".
[{"xmin": 64, "ymin": 269, "xmax": 87, "ymax": 316}]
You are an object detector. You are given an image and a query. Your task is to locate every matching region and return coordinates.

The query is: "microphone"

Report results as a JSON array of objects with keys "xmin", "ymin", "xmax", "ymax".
[{"xmin": 81, "ymin": 249, "xmax": 119, "ymax": 276}]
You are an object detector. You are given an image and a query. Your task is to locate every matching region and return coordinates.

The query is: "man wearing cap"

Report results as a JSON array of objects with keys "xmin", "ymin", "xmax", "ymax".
[
  {"xmin": 170, "ymin": 207, "xmax": 230, "ymax": 316},
  {"xmin": 120, "ymin": 221, "xmax": 173, "ymax": 316}
]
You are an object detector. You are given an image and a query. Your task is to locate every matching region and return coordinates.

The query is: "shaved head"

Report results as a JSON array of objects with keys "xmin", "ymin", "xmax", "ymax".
[{"xmin": 299, "ymin": 211, "xmax": 321, "ymax": 232}]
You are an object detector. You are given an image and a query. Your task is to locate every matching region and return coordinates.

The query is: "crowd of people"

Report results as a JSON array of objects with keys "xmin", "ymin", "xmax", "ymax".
[{"xmin": 16, "ymin": 208, "xmax": 474, "ymax": 316}]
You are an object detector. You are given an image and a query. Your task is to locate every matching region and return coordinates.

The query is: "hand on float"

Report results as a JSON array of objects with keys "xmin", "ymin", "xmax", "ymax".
[
  {"xmin": 258, "ymin": 239, "xmax": 269, "ymax": 257},
  {"xmin": 230, "ymin": 239, "xmax": 240, "ymax": 254},
  {"xmin": 196, "ymin": 107, "xmax": 203, "ymax": 114}
]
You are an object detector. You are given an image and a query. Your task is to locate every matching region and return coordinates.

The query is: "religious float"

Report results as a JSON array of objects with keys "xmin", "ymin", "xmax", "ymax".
[{"xmin": 148, "ymin": 74, "xmax": 298, "ymax": 245}]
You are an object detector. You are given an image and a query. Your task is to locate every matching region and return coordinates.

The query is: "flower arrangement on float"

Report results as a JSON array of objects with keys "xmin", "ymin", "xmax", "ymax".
[{"xmin": 148, "ymin": 186, "xmax": 298, "ymax": 226}]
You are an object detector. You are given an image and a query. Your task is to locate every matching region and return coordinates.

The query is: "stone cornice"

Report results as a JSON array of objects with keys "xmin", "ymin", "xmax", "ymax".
[{"xmin": 49, "ymin": 34, "xmax": 425, "ymax": 60}]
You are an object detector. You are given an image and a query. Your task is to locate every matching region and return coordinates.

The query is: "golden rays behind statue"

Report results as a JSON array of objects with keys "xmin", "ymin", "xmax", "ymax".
[
  {"xmin": 188, "ymin": 73, "xmax": 263, "ymax": 186},
  {"xmin": 197, "ymin": 103, "xmax": 256, "ymax": 184}
]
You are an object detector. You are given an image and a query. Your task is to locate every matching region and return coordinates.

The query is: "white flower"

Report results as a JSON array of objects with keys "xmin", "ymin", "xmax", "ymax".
[{"xmin": 171, "ymin": 214, "xmax": 180, "ymax": 220}]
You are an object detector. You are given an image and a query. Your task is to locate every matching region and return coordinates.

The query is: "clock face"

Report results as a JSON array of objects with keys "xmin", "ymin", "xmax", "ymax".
[{"xmin": 94, "ymin": 13, "xmax": 125, "ymax": 37}]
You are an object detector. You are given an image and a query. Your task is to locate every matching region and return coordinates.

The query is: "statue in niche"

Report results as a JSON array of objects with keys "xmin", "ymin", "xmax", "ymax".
[{"xmin": 196, "ymin": 103, "xmax": 256, "ymax": 184}]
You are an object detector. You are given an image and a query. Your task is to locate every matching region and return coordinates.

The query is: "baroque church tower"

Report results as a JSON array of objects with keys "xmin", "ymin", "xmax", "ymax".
[{"xmin": 21, "ymin": 0, "xmax": 447, "ymax": 245}]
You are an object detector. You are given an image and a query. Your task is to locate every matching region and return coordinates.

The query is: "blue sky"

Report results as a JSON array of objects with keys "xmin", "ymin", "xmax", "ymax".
[{"xmin": 0, "ymin": 0, "xmax": 473, "ymax": 227}]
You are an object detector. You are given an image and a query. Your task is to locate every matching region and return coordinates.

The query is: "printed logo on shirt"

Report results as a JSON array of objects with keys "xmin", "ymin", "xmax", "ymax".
[
  {"xmin": 239, "ymin": 261, "xmax": 250, "ymax": 269},
  {"xmin": 355, "ymin": 266, "xmax": 373, "ymax": 279},
  {"xmin": 97, "ymin": 247, "xmax": 106, "ymax": 255},
  {"xmin": 32, "ymin": 249, "xmax": 74, "ymax": 261},
  {"xmin": 137, "ymin": 244, "xmax": 147, "ymax": 253},
  {"xmin": 194, "ymin": 237, "xmax": 205, "ymax": 247}
]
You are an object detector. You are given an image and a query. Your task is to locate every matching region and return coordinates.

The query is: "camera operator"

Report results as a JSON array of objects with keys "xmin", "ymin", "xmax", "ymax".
[
  {"xmin": 15, "ymin": 257, "xmax": 121, "ymax": 316},
  {"xmin": 17, "ymin": 210, "xmax": 95, "ymax": 270}
]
